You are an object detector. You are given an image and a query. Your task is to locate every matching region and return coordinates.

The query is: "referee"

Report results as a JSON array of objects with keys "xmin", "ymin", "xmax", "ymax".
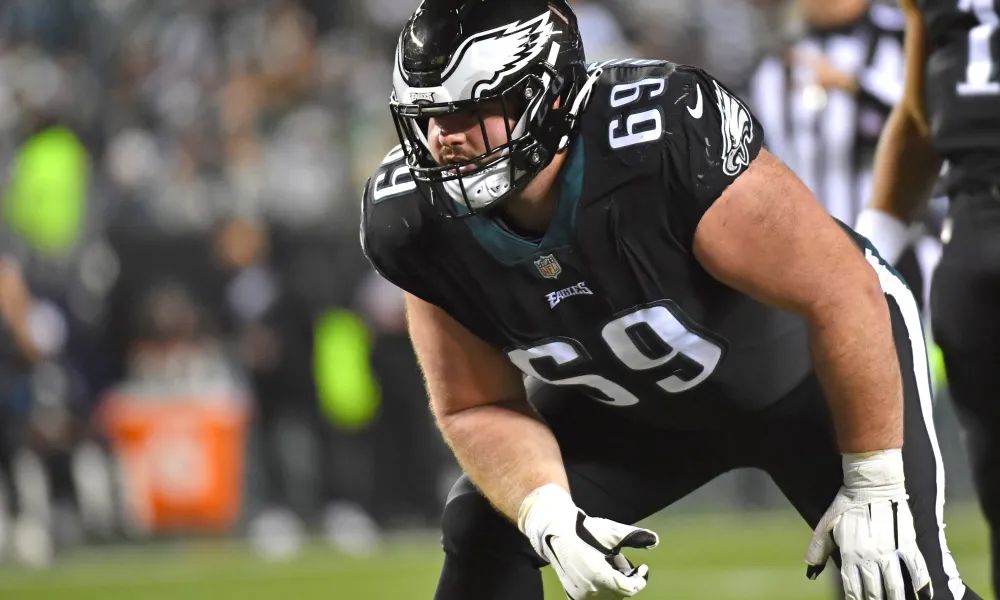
[
  {"xmin": 856, "ymin": 0, "xmax": 1000, "ymax": 594},
  {"xmin": 749, "ymin": 0, "xmax": 905, "ymax": 227}
]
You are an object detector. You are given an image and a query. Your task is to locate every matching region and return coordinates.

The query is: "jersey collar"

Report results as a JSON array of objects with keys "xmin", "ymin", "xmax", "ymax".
[{"xmin": 463, "ymin": 139, "xmax": 584, "ymax": 265}]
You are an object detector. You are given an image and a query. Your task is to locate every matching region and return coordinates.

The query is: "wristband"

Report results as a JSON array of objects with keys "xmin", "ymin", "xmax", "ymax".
[
  {"xmin": 854, "ymin": 208, "xmax": 910, "ymax": 265},
  {"xmin": 517, "ymin": 483, "xmax": 575, "ymax": 542},
  {"xmin": 842, "ymin": 448, "xmax": 904, "ymax": 490}
]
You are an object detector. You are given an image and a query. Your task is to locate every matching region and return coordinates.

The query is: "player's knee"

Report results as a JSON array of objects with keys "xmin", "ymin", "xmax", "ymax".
[{"xmin": 440, "ymin": 477, "xmax": 539, "ymax": 565}]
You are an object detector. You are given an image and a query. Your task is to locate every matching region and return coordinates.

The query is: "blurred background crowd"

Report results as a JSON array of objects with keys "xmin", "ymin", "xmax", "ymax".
[{"xmin": 0, "ymin": 0, "xmax": 972, "ymax": 569}]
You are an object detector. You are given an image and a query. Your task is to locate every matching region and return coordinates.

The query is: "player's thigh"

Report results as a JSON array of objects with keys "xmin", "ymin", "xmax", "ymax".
[
  {"xmin": 931, "ymin": 194, "xmax": 1000, "ymax": 424},
  {"xmin": 529, "ymin": 379, "xmax": 731, "ymax": 524},
  {"xmin": 931, "ymin": 193, "xmax": 1000, "ymax": 352},
  {"xmin": 740, "ymin": 373, "xmax": 842, "ymax": 526},
  {"xmin": 438, "ymin": 381, "xmax": 733, "ymax": 566},
  {"xmin": 439, "ymin": 427, "xmax": 723, "ymax": 564}
]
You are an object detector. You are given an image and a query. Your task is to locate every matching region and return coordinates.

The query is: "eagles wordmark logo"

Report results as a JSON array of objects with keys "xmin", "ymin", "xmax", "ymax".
[
  {"xmin": 407, "ymin": 91, "xmax": 436, "ymax": 104},
  {"xmin": 534, "ymin": 254, "xmax": 562, "ymax": 279},
  {"xmin": 713, "ymin": 80, "xmax": 754, "ymax": 176},
  {"xmin": 546, "ymin": 281, "xmax": 593, "ymax": 308}
]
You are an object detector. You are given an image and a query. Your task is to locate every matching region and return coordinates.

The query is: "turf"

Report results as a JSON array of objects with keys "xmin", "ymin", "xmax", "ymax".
[{"xmin": 0, "ymin": 503, "xmax": 990, "ymax": 599}]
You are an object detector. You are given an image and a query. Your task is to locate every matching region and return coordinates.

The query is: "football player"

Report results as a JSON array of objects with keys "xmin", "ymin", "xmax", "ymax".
[
  {"xmin": 361, "ymin": 1, "xmax": 983, "ymax": 598},
  {"xmin": 855, "ymin": 0, "xmax": 1000, "ymax": 596}
]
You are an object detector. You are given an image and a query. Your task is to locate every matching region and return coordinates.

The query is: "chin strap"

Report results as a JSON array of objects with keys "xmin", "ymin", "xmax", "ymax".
[{"xmin": 558, "ymin": 67, "xmax": 602, "ymax": 150}]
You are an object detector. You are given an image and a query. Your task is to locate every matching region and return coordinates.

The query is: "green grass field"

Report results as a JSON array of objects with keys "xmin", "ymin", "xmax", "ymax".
[{"xmin": 0, "ymin": 504, "xmax": 990, "ymax": 599}]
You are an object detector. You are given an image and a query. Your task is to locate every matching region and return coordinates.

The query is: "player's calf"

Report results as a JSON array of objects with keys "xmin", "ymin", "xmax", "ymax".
[{"xmin": 434, "ymin": 476, "xmax": 545, "ymax": 600}]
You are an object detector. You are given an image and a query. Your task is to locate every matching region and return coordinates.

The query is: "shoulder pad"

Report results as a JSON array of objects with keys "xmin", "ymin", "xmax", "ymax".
[
  {"xmin": 573, "ymin": 60, "xmax": 762, "ymax": 238},
  {"xmin": 582, "ymin": 60, "xmax": 716, "ymax": 143},
  {"xmin": 364, "ymin": 145, "xmax": 422, "ymax": 208},
  {"xmin": 580, "ymin": 61, "xmax": 759, "ymax": 174},
  {"xmin": 587, "ymin": 58, "xmax": 678, "ymax": 84},
  {"xmin": 360, "ymin": 145, "xmax": 428, "ymax": 274},
  {"xmin": 577, "ymin": 60, "xmax": 698, "ymax": 160}
]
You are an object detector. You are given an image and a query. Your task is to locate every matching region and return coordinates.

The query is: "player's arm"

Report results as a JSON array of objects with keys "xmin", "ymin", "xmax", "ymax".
[
  {"xmin": 855, "ymin": 0, "xmax": 941, "ymax": 264},
  {"xmin": 406, "ymin": 292, "xmax": 657, "ymax": 596},
  {"xmin": 665, "ymin": 66, "xmax": 900, "ymax": 452},
  {"xmin": 695, "ymin": 149, "xmax": 901, "ymax": 453},
  {"xmin": 404, "ymin": 291, "xmax": 564, "ymax": 521},
  {"xmin": 362, "ymin": 161, "xmax": 570, "ymax": 522},
  {"xmin": 693, "ymin": 149, "xmax": 932, "ymax": 598}
]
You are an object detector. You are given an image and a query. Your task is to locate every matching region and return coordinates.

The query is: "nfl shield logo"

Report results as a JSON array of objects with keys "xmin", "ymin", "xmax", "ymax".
[{"xmin": 534, "ymin": 254, "xmax": 562, "ymax": 279}]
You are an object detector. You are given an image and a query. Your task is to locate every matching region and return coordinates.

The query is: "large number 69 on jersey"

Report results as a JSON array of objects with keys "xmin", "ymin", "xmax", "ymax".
[{"xmin": 507, "ymin": 300, "xmax": 725, "ymax": 406}]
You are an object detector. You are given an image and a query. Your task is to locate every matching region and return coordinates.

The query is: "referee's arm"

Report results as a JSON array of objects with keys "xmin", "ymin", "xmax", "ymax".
[{"xmin": 856, "ymin": 0, "xmax": 942, "ymax": 261}]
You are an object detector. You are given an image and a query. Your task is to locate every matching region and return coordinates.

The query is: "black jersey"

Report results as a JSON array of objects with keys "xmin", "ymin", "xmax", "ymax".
[
  {"xmin": 919, "ymin": 0, "xmax": 1000, "ymax": 179},
  {"xmin": 362, "ymin": 61, "xmax": 812, "ymax": 429}
]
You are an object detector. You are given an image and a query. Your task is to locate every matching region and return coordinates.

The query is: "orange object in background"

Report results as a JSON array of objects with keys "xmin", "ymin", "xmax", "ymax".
[{"xmin": 98, "ymin": 393, "xmax": 250, "ymax": 534}]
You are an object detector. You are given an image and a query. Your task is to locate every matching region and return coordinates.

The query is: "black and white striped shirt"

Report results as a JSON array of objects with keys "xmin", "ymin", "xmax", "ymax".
[{"xmin": 749, "ymin": 3, "xmax": 905, "ymax": 225}]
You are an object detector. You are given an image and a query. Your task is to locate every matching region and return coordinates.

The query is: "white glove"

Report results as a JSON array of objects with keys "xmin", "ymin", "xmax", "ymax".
[
  {"xmin": 805, "ymin": 449, "xmax": 933, "ymax": 600},
  {"xmin": 518, "ymin": 484, "xmax": 658, "ymax": 599}
]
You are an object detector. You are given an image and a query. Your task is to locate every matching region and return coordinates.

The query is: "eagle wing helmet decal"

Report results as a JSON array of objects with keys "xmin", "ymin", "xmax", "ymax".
[{"xmin": 441, "ymin": 12, "xmax": 558, "ymax": 99}]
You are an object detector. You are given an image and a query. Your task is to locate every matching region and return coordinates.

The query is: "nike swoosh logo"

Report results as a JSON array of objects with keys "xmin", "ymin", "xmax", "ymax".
[
  {"xmin": 687, "ymin": 84, "xmax": 704, "ymax": 119},
  {"xmin": 544, "ymin": 534, "xmax": 564, "ymax": 570}
]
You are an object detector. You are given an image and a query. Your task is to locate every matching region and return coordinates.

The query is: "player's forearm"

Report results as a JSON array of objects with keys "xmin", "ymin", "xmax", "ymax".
[
  {"xmin": 867, "ymin": 93, "xmax": 940, "ymax": 223},
  {"xmin": 804, "ymin": 273, "xmax": 903, "ymax": 453},
  {"xmin": 435, "ymin": 399, "xmax": 569, "ymax": 522}
]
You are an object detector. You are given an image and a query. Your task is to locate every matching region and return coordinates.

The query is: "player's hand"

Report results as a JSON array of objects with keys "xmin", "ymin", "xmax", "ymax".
[
  {"xmin": 518, "ymin": 484, "xmax": 658, "ymax": 599},
  {"xmin": 805, "ymin": 449, "xmax": 933, "ymax": 600}
]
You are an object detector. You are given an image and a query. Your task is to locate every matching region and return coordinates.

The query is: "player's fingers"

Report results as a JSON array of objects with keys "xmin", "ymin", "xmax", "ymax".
[
  {"xmin": 607, "ymin": 552, "xmax": 632, "ymax": 575},
  {"xmin": 881, "ymin": 556, "xmax": 906, "ymax": 600},
  {"xmin": 918, "ymin": 583, "xmax": 934, "ymax": 600},
  {"xmin": 587, "ymin": 517, "xmax": 658, "ymax": 552},
  {"xmin": 616, "ymin": 527, "xmax": 659, "ymax": 551},
  {"xmin": 841, "ymin": 563, "xmax": 864, "ymax": 600},
  {"xmin": 858, "ymin": 559, "xmax": 883, "ymax": 600},
  {"xmin": 608, "ymin": 565, "xmax": 649, "ymax": 596},
  {"xmin": 805, "ymin": 518, "xmax": 839, "ymax": 575},
  {"xmin": 898, "ymin": 550, "xmax": 934, "ymax": 600}
]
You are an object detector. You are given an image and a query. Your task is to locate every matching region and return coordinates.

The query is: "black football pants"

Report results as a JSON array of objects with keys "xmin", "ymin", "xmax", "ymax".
[
  {"xmin": 932, "ymin": 187, "xmax": 1000, "ymax": 599},
  {"xmin": 434, "ymin": 285, "xmax": 980, "ymax": 599}
]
